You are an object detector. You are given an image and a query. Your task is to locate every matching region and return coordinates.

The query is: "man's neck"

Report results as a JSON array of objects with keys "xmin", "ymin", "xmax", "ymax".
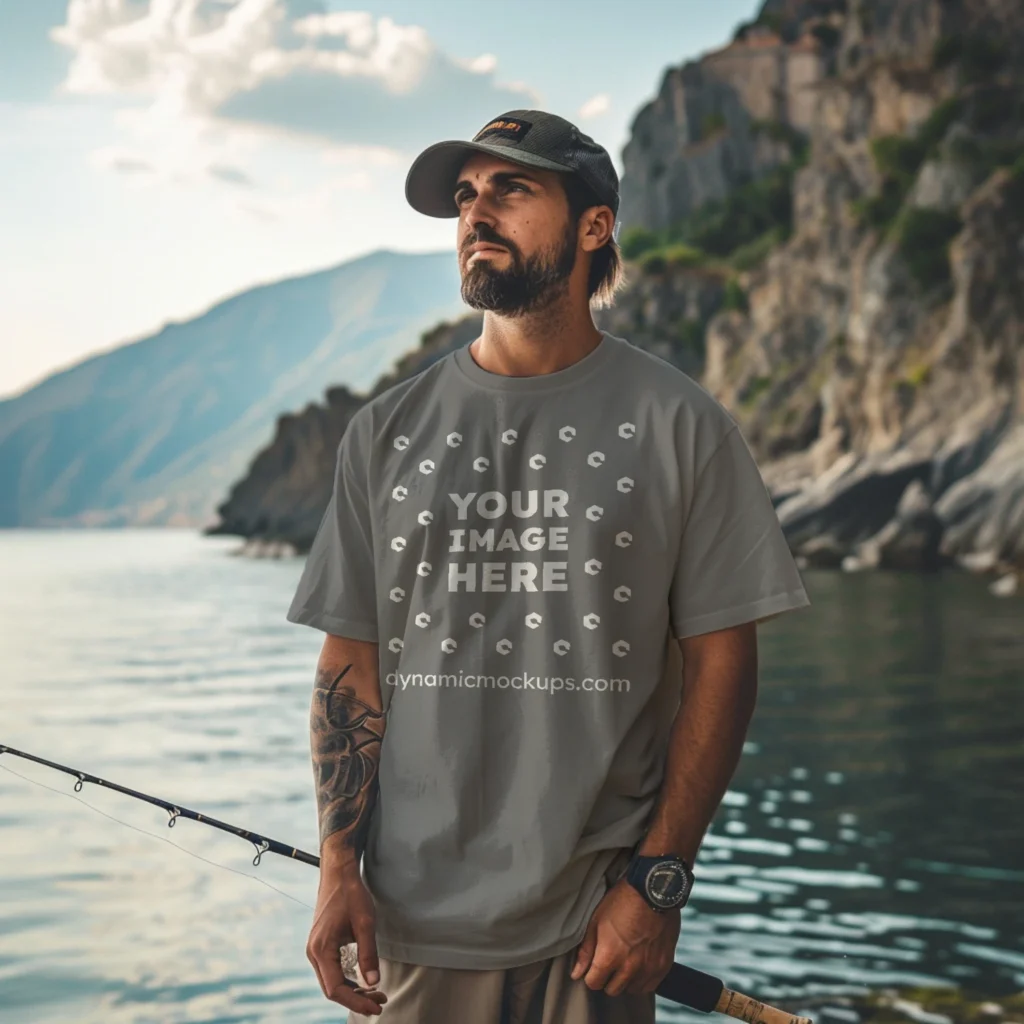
[{"xmin": 471, "ymin": 304, "xmax": 603, "ymax": 378}]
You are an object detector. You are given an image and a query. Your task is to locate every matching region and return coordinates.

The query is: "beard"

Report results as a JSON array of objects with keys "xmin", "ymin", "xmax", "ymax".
[{"xmin": 460, "ymin": 219, "xmax": 578, "ymax": 316}]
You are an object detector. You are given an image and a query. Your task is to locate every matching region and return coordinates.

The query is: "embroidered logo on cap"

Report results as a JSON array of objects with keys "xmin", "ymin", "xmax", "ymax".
[{"xmin": 473, "ymin": 118, "xmax": 533, "ymax": 144}]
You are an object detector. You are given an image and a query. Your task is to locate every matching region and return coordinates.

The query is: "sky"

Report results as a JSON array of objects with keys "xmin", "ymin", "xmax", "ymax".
[{"xmin": 0, "ymin": 0, "xmax": 760, "ymax": 400}]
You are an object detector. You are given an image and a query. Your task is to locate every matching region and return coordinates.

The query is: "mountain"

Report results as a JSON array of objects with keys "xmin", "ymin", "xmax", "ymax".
[
  {"xmin": 208, "ymin": 315, "xmax": 484, "ymax": 552},
  {"xmin": 0, "ymin": 250, "xmax": 466, "ymax": 528}
]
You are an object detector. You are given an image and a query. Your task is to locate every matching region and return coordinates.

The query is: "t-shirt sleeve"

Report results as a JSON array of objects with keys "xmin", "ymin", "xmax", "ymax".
[
  {"xmin": 669, "ymin": 424, "xmax": 810, "ymax": 639},
  {"xmin": 285, "ymin": 409, "xmax": 378, "ymax": 642}
]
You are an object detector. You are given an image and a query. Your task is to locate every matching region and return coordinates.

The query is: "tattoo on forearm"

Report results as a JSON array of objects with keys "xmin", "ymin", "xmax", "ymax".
[{"xmin": 310, "ymin": 662, "xmax": 386, "ymax": 851}]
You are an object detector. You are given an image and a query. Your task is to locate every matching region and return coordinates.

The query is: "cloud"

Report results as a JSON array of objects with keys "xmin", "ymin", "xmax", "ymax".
[
  {"xmin": 231, "ymin": 169, "xmax": 372, "ymax": 222},
  {"xmin": 578, "ymin": 93, "xmax": 610, "ymax": 120},
  {"xmin": 89, "ymin": 145, "xmax": 155, "ymax": 175},
  {"xmin": 51, "ymin": 1, "xmax": 540, "ymax": 151},
  {"xmin": 207, "ymin": 162, "xmax": 254, "ymax": 186},
  {"xmin": 319, "ymin": 143, "xmax": 400, "ymax": 168},
  {"xmin": 113, "ymin": 156, "xmax": 153, "ymax": 173},
  {"xmin": 94, "ymin": 103, "xmax": 266, "ymax": 188}
]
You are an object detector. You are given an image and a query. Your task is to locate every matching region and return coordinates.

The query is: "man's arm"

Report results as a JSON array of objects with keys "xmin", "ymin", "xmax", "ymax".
[
  {"xmin": 570, "ymin": 621, "xmax": 759, "ymax": 995},
  {"xmin": 311, "ymin": 633, "xmax": 387, "ymax": 872},
  {"xmin": 306, "ymin": 634, "xmax": 389, "ymax": 1013},
  {"xmin": 636, "ymin": 621, "xmax": 759, "ymax": 863}
]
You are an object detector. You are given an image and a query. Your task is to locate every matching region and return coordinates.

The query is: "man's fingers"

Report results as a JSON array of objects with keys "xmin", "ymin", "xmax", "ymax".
[
  {"xmin": 306, "ymin": 936, "xmax": 340, "ymax": 1000},
  {"xmin": 307, "ymin": 938, "xmax": 386, "ymax": 1016},
  {"xmin": 625, "ymin": 971, "xmax": 657, "ymax": 995},
  {"xmin": 570, "ymin": 922, "xmax": 597, "ymax": 981},
  {"xmin": 306, "ymin": 949, "xmax": 328, "ymax": 1002},
  {"xmin": 325, "ymin": 976, "xmax": 388, "ymax": 1016},
  {"xmin": 316, "ymin": 952, "xmax": 387, "ymax": 1016},
  {"xmin": 626, "ymin": 960, "xmax": 669, "ymax": 995},
  {"xmin": 602, "ymin": 960, "xmax": 638, "ymax": 998},
  {"xmin": 351, "ymin": 914, "xmax": 381, "ymax": 987},
  {"xmin": 313, "ymin": 948, "xmax": 347, "ymax": 1001},
  {"xmin": 581, "ymin": 950, "xmax": 618, "ymax": 992}
]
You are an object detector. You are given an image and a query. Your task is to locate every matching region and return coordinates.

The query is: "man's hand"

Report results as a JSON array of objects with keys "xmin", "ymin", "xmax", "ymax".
[
  {"xmin": 570, "ymin": 877, "xmax": 680, "ymax": 996},
  {"xmin": 306, "ymin": 863, "xmax": 388, "ymax": 1017}
]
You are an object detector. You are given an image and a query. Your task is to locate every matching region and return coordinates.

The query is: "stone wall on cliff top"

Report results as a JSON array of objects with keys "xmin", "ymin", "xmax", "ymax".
[{"xmin": 617, "ymin": 2, "xmax": 838, "ymax": 232}]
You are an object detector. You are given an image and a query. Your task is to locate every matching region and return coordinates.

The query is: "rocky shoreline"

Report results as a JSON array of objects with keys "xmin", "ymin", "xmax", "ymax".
[
  {"xmin": 782, "ymin": 987, "xmax": 1024, "ymax": 1024},
  {"xmin": 207, "ymin": 302, "xmax": 1022, "ymax": 598},
  {"xmin": 207, "ymin": 316, "xmax": 483, "ymax": 552}
]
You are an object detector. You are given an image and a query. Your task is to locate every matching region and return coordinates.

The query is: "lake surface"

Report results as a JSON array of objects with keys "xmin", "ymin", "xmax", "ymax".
[{"xmin": 1, "ymin": 529, "xmax": 1021, "ymax": 1023}]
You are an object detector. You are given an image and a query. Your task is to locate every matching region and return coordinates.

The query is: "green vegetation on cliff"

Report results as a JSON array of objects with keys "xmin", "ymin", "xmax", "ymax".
[
  {"xmin": 851, "ymin": 84, "xmax": 1024, "ymax": 289},
  {"xmin": 621, "ymin": 122, "xmax": 809, "ymax": 274},
  {"xmin": 932, "ymin": 30, "xmax": 1008, "ymax": 86},
  {"xmin": 852, "ymin": 97, "xmax": 963, "ymax": 232},
  {"xmin": 893, "ymin": 207, "xmax": 963, "ymax": 288}
]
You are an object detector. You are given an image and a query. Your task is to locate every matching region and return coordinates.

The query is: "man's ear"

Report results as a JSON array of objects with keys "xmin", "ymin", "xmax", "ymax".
[{"xmin": 580, "ymin": 206, "xmax": 615, "ymax": 251}]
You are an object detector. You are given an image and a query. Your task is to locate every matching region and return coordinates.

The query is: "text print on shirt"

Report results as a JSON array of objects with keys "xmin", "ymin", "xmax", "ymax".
[{"xmin": 383, "ymin": 418, "xmax": 640, "ymax": 674}]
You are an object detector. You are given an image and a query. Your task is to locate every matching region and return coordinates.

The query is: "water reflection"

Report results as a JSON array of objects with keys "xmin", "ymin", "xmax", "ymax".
[
  {"xmin": 0, "ymin": 532, "xmax": 1021, "ymax": 1023},
  {"xmin": 674, "ymin": 569, "xmax": 1024, "ymax": 1010}
]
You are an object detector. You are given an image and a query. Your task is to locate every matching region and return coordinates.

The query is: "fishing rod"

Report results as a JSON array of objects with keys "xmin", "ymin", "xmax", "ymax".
[{"xmin": 0, "ymin": 743, "xmax": 811, "ymax": 1024}]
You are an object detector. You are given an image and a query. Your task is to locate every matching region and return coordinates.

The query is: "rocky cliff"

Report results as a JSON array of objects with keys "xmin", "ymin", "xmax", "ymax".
[
  {"xmin": 607, "ymin": 0, "xmax": 1023, "ymax": 585},
  {"xmin": 619, "ymin": 0, "xmax": 842, "ymax": 230},
  {"xmin": 686, "ymin": 0, "xmax": 1024, "ymax": 580}
]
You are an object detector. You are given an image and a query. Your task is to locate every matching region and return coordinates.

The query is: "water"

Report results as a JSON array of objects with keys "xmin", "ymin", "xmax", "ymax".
[{"xmin": 1, "ymin": 529, "xmax": 1021, "ymax": 1023}]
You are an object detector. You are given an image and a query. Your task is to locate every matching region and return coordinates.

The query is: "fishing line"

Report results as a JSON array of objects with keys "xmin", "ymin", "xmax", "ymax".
[
  {"xmin": 0, "ymin": 761, "xmax": 315, "ymax": 912},
  {"xmin": 0, "ymin": 743, "xmax": 813, "ymax": 1022}
]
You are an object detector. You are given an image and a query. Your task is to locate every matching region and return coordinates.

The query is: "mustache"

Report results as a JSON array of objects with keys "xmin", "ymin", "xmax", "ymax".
[{"xmin": 462, "ymin": 225, "xmax": 517, "ymax": 256}]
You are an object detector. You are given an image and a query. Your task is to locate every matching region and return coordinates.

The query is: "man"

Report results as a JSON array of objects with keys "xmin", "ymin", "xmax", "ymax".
[{"xmin": 286, "ymin": 108, "xmax": 811, "ymax": 1023}]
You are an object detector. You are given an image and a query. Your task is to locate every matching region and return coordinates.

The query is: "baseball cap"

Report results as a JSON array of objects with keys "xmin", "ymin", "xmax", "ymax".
[{"xmin": 405, "ymin": 109, "xmax": 620, "ymax": 219}]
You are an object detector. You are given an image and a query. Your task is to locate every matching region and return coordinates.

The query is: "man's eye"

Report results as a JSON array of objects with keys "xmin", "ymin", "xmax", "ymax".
[
  {"xmin": 455, "ymin": 191, "xmax": 473, "ymax": 205},
  {"xmin": 506, "ymin": 182, "xmax": 527, "ymax": 192}
]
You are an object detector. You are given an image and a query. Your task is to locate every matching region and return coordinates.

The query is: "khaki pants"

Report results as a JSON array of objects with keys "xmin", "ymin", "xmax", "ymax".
[{"xmin": 347, "ymin": 948, "xmax": 656, "ymax": 1024}]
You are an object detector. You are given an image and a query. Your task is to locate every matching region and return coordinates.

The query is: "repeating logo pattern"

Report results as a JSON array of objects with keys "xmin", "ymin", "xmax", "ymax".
[{"xmin": 385, "ymin": 421, "xmax": 638, "ymax": 659}]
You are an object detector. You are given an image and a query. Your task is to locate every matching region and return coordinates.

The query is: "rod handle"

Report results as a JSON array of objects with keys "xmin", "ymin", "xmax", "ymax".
[{"xmin": 715, "ymin": 987, "xmax": 813, "ymax": 1024}]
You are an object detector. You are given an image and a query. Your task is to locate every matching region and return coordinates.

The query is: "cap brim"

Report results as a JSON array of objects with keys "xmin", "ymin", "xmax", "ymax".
[{"xmin": 405, "ymin": 140, "xmax": 574, "ymax": 218}]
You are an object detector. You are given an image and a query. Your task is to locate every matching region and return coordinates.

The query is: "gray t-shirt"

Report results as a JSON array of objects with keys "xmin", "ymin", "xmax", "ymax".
[{"xmin": 286, "ymin": 330, "xmax": 810, "ymax": 969}]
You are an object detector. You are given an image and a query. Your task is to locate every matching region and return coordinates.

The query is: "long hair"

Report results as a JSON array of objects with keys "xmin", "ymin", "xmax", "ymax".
[{"xmin": 561, "ymin": 173, "xmax": 625, "ymax": 309}]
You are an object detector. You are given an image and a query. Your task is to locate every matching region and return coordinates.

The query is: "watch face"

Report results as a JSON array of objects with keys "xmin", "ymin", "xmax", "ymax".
[{"xmin": 645, "ymin": 862, "xmax": 691, "ymax": 909}]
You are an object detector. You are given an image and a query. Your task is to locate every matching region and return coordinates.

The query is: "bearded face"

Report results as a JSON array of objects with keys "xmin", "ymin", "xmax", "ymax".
[{"xmin": 459, "ymin": 213, "xmax": 578, "ymax": 316}]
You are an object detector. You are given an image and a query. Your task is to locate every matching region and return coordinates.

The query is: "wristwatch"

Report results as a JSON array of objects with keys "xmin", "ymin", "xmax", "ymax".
[{"xmin": 624, "ymin": 852, "xmax": 694, "ymax": 913}]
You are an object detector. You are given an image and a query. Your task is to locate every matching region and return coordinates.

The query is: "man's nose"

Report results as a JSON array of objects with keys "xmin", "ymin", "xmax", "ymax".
[{"xmin": 463, "ymin": 190, "xmax": 499, "ymax": 231}]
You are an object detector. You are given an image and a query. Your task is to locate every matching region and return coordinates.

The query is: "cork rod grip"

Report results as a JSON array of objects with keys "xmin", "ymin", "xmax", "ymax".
[{"xmin": 714, "ymin": 987, "xmax": 813, "ymax": 1024}]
